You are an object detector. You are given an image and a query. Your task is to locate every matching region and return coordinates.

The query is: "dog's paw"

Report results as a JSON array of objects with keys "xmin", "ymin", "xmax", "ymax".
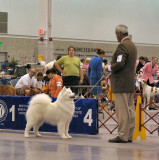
[
  {"xmin": 66, "ymin": 134, "xmax": 72, "ymax": 139},
  {"xmin": 24, "ymin": 134, "xmax": 30, "ymax": 138},
  {"xmin": 35, "ymin": 133, "xmax": 42, "ymax": 137},
  {"xmin": 61, "ymin": 135, "xmax": 68, "ymax": 139},
  {"xmin": 67, "ymin": 135, "xmax": 72, "ymax": 139}
]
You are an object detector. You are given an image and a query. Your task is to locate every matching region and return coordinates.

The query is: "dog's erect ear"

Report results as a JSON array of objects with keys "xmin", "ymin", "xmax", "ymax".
[
  {"xmin": 63, "ymin": 86, "xmax": 67, "ymax": 91},
  {"xmin": 139, "ymin": 79, "xmax": 146, "ymax": 84},
  {"xmin": 59, "ymin": 86, "xmax": 64, "ymax": 96}
]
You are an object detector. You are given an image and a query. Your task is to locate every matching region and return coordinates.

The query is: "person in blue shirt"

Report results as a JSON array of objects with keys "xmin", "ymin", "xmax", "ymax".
[
  {"xmin": 88, "ymin": 48, "xmax": 105, "ymax": 97},
  {"xmin": 2, "ymin": 60, "xmax": 8, "ymax": 72}
]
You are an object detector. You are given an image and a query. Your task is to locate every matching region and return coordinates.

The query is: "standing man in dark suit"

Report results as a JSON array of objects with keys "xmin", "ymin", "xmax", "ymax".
[{"xmin": 106, "ymin": 24, "xmax": 137, "ymax": 143}]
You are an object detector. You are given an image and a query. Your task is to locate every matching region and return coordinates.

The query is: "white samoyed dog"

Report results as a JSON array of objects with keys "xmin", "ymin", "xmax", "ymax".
[{"xmin": 24, "ymin": 87, "xmax": 75, "ymax": 139}]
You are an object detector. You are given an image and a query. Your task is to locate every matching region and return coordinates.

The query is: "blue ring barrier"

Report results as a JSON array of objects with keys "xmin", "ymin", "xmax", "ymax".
[{"xmin": 0, "ymin": 96, "xmax": 98, "ymax": 135}]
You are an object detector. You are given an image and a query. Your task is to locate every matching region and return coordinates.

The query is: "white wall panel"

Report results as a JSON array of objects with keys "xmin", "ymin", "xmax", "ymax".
[{"xmin": 0, "ymin": 0, "xmax": 159, "ymax": 44}]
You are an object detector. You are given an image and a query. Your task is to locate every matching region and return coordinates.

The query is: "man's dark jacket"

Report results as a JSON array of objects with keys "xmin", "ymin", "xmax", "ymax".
[{"xmin": 111, "ymin": 38, "xmax": 137, "ymax": 93}]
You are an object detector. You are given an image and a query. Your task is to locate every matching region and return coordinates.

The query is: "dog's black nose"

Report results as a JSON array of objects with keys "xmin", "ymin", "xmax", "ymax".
[{"xmin": 70, "ymin": 94, "xmax": 75, "ymax": 98}]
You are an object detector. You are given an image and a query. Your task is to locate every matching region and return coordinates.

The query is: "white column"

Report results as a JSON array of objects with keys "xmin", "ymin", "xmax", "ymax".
[{"xmin": 38, "ymin": 0, "xmax": 54, "ymax": 64}]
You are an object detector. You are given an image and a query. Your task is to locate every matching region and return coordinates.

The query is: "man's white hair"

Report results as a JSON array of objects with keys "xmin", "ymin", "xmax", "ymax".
[{"xmin": 115, "ymin": 24, "xmax": 128, "ymax": 35}]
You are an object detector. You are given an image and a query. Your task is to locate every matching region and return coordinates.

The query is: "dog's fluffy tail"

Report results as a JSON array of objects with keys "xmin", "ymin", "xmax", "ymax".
[{"xmin": 29, "ymin": 93, "xmax": 52, "ymax": 106}]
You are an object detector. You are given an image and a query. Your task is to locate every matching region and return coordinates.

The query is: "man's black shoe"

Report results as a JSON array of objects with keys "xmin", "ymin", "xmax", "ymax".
[
  {"xmin": 128, "ymin": 140, "xmax": 132, "ymax": 143},
  {"xmin": 108, "ymin": 136, "xmax": 127, "ymax": 143}
]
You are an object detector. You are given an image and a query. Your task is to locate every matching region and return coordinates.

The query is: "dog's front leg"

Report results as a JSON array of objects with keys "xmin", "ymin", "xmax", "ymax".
[
  {"xmin": 65, "ymin": 121, "xmax": 72, "ymax": 139},
  {"xmin": 58, "ymin": 122, "xmax": 68, "ymax": 139}
]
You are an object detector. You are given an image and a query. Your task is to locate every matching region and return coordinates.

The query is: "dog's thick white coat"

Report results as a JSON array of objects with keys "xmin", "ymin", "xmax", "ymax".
[{"xmin": 24, "ymin": 87, "xmax": 75, "ymax": 139}]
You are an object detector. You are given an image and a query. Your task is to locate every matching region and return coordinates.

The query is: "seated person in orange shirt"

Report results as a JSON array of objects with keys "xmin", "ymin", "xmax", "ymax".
[{"xmin": 44, "ymin": 68, "xmax": 63, "ymax": 98}]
